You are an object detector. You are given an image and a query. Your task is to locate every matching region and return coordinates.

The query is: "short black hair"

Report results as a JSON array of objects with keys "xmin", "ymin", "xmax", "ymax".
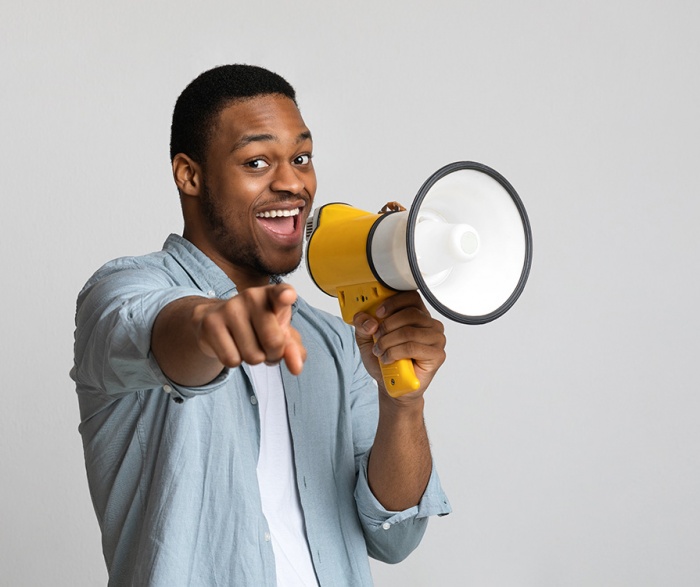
[{"xmin": 170, "ymin": 64, "xmax": 297, "ymax": 163}]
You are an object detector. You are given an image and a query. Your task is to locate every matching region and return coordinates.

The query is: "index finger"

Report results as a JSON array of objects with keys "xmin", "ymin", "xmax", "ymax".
[{"xmin": 267, "ymin": 284, "xmax": 298, "ymax": 315}]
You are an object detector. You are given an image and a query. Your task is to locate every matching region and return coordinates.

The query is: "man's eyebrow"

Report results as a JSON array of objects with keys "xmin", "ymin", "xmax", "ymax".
[
  {"xmin": 297, "ymin": 130, "xmax": 313, "ymax": 143},
  {"xmin": 230, "ymin": 133, "xmax": 275, "ymax": 153},
  {"xmin": 230, "ymin": 130, "xmax": 313, "ymax": 153}
]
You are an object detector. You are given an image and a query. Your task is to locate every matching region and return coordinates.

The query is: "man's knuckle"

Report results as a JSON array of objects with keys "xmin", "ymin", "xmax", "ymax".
[
  {"xmin": 241, "ymin": 348, "xmax": 265, "ymax": 365},
  {"xmin": 200, "ymin": 313, "xmax": 221, "ymax": 334},
  {"xmin": 405, "ymin": 341, "xmax": 417, "ymax": 356},
  {"xmin": 220, "ymin": 350, "xmax": 242, "ymax": 367},
  {"xmin": 266, "ymin": 349, "xmax": 285, "ymax": 363},
  {"xmin": 261, "ymin": 330, "xmax": 285, "ymax": 349}
]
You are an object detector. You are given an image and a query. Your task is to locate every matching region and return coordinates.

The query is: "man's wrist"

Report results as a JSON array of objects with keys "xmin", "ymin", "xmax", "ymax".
[{"xmin": 377, "ymin": 391, "xmax": 425, "ymax": 420}]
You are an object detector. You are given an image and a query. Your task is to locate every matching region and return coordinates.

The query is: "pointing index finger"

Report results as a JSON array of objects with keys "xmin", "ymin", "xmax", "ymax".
[{"xmin": 268, "ymin": 284, "xmax": 298, "ymax": 314}]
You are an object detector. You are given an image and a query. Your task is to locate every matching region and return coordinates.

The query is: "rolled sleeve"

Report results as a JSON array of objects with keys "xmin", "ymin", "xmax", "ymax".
[
  {"xmin": 73, "ymin": 264, "xmax": 229, "ymax": 400},
  {"xmin": 354, "ymin": 451, "xmax": 452, "ymax": 563},
  {"xmin": 147, "ymin": 349, "xmax": 230, "ymax": 402}
]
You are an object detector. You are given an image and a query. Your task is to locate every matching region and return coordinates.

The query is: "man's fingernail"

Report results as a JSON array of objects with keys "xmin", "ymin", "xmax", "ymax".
[
  {"xmin": 372, "ymin": 344, "xmax": 381, "ymax": 357},
  {"xmin": 375, "ymin": 306, "xmax": 386, "ymax": 318}
]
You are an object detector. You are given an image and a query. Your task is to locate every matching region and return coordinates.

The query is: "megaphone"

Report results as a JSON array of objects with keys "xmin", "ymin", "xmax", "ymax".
[{"xmin": 305, "ymin": 161, "xmax": 532, "ymax": 397}]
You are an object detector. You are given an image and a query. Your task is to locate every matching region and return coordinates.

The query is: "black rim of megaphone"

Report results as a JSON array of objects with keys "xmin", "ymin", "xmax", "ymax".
[{"xmin": 407, "ymin": 161, "xmax": 533, "ymax": 325}]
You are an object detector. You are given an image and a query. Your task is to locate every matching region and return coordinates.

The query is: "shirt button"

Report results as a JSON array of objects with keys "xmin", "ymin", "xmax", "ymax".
[
  {"xmin": 264, "ymin": 532, "xmax": 271, "ymax": 542},
  {"xmin": 207, "ymin": 290, "xmax": 216, "ymax": 297},
  {"xmin": 163, "ymin": 385, "xmax": 172, "ymax": 394},
  {"xmin": 250, "ymin": 395, "xmax": 258, "ymax": 405},
  {"xmin": 382, "ymin": 522, "xmax": 391, "ymax": 531}
]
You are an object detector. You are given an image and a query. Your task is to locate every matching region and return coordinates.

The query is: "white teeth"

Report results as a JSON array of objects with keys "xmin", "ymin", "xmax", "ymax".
[{"xmin": 256, "ymin": 208, "xmax": 300, "ymax": 218}]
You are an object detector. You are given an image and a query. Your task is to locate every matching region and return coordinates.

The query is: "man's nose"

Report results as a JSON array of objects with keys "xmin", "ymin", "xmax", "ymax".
[{"xmin": 270, "ymin": 162, "xmax": 304, "ymax": 194}]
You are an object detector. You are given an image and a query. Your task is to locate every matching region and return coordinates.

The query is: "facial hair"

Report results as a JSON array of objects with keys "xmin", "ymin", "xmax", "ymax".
[{"xmin": 200, "ymin": 180, "xmax": 303, "ymax": 280}]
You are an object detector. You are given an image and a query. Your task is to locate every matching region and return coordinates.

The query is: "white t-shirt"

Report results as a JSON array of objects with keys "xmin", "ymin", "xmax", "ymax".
[{"xmin": 250, "ymin": 363, "xmax": 320, "ymax": 587}]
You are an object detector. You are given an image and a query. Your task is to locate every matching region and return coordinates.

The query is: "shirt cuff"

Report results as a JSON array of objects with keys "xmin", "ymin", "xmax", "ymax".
[
  {"xmin": 354, "ymin": 450, "xmax": 452, "ymax": 529},
  {"xmin": 147, "ymin": 352, "xmax": 231, "ymax": 402}
]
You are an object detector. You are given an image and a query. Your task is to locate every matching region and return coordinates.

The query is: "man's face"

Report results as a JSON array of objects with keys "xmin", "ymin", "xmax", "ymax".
[{"xmin": 195, "ymin": 94, "xmax": 316, "ymax": 287}]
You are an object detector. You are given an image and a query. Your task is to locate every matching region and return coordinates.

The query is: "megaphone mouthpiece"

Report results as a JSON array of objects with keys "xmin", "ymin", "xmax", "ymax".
[{"xmin": 414, "ymin": 215, "xmax": 480, "ymax": 273}]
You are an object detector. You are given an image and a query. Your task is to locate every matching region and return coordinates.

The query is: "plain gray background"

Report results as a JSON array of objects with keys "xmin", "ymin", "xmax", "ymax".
[{"xmin": 2, "ymin": 0, "xmax": 698, "ymax": 585}]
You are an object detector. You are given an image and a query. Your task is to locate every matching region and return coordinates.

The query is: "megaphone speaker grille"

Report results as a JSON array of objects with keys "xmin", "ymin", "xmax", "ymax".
[{"xmin": 407, "ymin": 161, "xmax": 533, "ymax": 324}]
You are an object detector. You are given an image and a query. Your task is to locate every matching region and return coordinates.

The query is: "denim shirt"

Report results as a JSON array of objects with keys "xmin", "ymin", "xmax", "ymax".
[{"xmin": 71, "ymin": 234, "xmax": 451, "ymax": 586}]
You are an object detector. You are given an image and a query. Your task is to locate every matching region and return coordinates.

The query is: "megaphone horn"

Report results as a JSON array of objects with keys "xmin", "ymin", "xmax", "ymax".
[{"xmin": 305, "ymin": 161, "xmax": 533, "ymax": 397}]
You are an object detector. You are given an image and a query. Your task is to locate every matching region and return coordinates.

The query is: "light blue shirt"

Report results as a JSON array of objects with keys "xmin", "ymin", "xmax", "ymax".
[{"xmin": 71, "ymin": 234, "xmax": 451, "ymax": 586}]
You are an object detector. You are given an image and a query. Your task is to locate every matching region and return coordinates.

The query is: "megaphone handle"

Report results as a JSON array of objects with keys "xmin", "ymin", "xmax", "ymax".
[
  {"xmin": 336, "ymin": 282, "xmax": 421, "ymax": 397},
  {"xmin": 375, "ymin": 352, "xmax": 422, "ymax": 397}
]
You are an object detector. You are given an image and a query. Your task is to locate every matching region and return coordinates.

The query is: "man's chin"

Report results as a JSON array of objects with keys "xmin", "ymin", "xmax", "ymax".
[
  {"xmin": 261, "ymin": 251, "xmax": 304, "ymax": 281},
  {"xmin": 270, "ymin": 260, "xmax": 303, "ymax": 280}
]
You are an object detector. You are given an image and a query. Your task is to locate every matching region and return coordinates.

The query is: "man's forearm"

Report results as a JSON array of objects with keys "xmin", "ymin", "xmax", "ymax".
[
  {"xmin": 367, "ymin": 393, "xmax": 432, "ymax": 511},
  {"xmin": 151, "ymin": 296, "xmax": 226, "ymax": 387}
]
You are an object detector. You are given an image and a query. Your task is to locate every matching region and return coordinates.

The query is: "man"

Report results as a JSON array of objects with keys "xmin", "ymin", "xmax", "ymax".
[{"xmin": 72, "ymin": 64, "xmax": 451, "ymax": 586}]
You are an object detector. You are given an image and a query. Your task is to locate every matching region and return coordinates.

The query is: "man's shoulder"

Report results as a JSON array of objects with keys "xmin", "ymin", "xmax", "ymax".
[
  {"xmin": 81, "ymin": 249, "xmax": 174, "ymax": 290},
  {"xmin": 76, "ymin": 237, "xmax": 200, "ymax": 307},
  {"xmin": 90, "ymin": 248, "xmax": 173, "ymax": 279}
]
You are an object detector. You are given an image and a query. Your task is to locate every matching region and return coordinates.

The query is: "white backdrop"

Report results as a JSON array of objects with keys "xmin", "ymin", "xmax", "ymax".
[{"xmin": 2, "ymin": 1, "xmax": 699, "ymax": 585}]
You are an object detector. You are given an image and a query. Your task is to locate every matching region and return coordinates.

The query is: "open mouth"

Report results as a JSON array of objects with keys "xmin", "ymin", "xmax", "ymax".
[{"xmin": 255, "ymin": 206, "xmax": 302, "ymax": 237}]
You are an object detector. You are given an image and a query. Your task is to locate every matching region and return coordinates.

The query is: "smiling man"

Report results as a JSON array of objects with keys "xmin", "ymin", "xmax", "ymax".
[{"xmin": 72, "ymin": 65, "xmax": 451, "ymax": 587}]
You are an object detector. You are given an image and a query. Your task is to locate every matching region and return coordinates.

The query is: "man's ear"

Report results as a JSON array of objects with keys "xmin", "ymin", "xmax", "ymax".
[{"xmin": 172, "ymin": 153, "xmax": 203, "ymax": 197}]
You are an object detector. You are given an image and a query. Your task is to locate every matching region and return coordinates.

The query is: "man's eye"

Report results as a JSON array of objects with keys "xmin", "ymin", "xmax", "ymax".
[
  {"xmin": 294, "ymin": 154, "xmax": 312, "ymax": 165},
  {"xmin": 246, "ymin": 159, "xmax": 269, "ymax": 169}
]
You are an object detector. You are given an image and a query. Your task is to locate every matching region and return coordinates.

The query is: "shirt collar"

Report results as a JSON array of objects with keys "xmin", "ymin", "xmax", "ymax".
[
  {"xmin": 162, "ymin": 234, "xmax": 297, "ymax": 312},
  {"xmin": 163, "ymin": 234, "xmax": 238, "ymax": 299}
]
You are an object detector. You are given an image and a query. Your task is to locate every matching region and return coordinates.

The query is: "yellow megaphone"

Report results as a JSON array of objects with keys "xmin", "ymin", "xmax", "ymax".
[{"xmin": 305, "ymin": 161, "xmax": 533, "ymax": 397}]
